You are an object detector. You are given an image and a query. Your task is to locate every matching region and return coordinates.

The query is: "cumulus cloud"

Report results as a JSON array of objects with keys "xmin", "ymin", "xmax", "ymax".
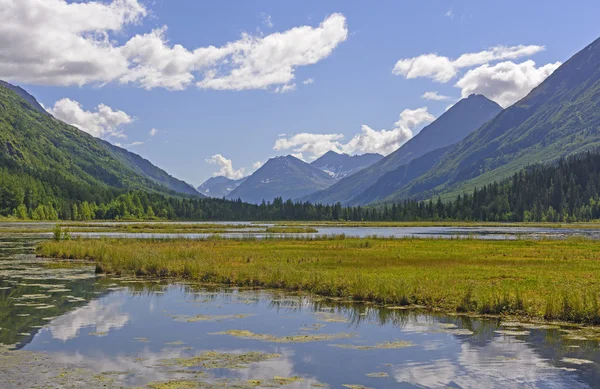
[
  {"xmin": 422, "ymin": 91, "xmax": 451, "ymax": 101},
  {"xmin": 274, "ymin": 107, "xmax": 435, "ymax": 159},
  {"xmin": 0, "ymin": 1, "xmax": 347, "ymax": 92},
  {"xmin": 455, "ymin": 60, "xmax": 562, "ymax": 107},
  {"xmin": 303, "ymin": 78, "xmax": 315, "ymax": 85},
  {"xmin": 392, "ymin": 45, "xmax": 545, "ymax": 83},
  {"xmin": 206, "ymin": 154, "xmax": 246, "ymax": 180},
  {"xmin": 149, "ymin": 128, "xmax": 158, "ymax": 136},
  {"xmin": 445, "ymin": 9, "xmax": 454, "ymax": 18},
  {"xmin": 48, "ymin": 98, "xmax": 133, "ymax": 139}
]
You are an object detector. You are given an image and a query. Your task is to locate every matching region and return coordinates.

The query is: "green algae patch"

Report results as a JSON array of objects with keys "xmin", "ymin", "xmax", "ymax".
[
  {"xmin": 162, "ymin": 351, "xmax": 281, "ymax": 369},
  {"xmin": 89, "ymin": 331, "xmax": 108, "ymax": 337},
  {"xmin": 172, "ymin": 313, "xmax": 255, "ymax": 322},
  {"xmin": 342, "ymin": 385, "xmax": 373, "ymax": 389},
  {"xmin": 212, "ymin": 329, "xmax": 356, "ymax": 343},
  {"xmin": 366, "ymin": 372, "xmax": 389, "ymax": 378},
  {"xmin": 330, "ymin": 340, "xmax": 414, "ymax": 350}
]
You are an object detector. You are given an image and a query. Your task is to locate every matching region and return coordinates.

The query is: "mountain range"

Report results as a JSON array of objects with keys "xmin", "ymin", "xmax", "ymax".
[
  {"xmin": 3, "ymin": 35, "xmax": 600, "ymax": 214},
  {"xmin": 369, "ymin": 35, "xmax": 600, "ymax": 204},
  {"xmin": 197, "ymin": 176, "xmax": 246, "ymax": 198},
  {"xmin": 226, "ymin": 155, "xmax": 336, "ymax": 204},
  {"xmin": 302, "ymin": 94, "xmax": 503, "ymax": 205}
]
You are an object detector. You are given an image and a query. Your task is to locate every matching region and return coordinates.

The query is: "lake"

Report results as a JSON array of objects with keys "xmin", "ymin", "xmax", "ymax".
[{"xmin": 1, "ymin": 233, "xmax": 600, "ymax": 388}]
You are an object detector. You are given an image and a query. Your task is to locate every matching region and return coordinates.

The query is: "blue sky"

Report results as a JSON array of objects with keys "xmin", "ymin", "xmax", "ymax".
[{"xmin": 3, "ymin": 0, "xmax": 600, "ymax": 186}]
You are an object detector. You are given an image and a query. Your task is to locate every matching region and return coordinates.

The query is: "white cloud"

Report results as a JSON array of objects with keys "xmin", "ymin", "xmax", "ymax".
[
  {"xmin": 206, "ymin": 154, "xmax": 265, "ymax": 179},
  {"xmin": 392, "ymin": 45, "xmax": 545, "ymax": 83},
  {"xmin": 274, "ymin": 107, "xmax": 435, "ymax": 158},
  {"xmin": 303, "ymin": 78, "xmax": 315, "ymax": 85},
  {"xmin": 455, "ymin": 60, "xmax": 561, "ymax": 107},
  {"xmin": 149, "ymin": 128, "xmax": 158, "ymax": 136},
  {"xmin": 48, "ymin": 98, "xmax": 133, "ymax": 139},
  {"xmin": 0, "ymin": 1, "xmax": 347, "ymax": 92},
  {"xmin": 206, "ymin": 154, "xmax": 246, "ymax": 179},
  {"xmin": 422, "ymin": 91, "xmax": 451, "ymax": 101},
  {"xmin": 261, "ymin": 12, "xmax": 274, "ymax": 28},
  {"xmin": 128, "ymin": 141, "xmax": 144, "ymax": 146},
  {"xmin": 197, "ymin": 13, "xmax": 348, "ymax": 91},
  {"xmin": 274, "ymin": 83, "xmax": 297, "ymax": 93},
  {"xmin": 445, "ymin": 9, "xmax": 454, "ymax": 18}
]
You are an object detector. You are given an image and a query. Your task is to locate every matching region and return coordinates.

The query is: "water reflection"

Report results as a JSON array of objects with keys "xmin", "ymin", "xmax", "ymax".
[{"xmin": 48, "ymin": 300, "xmax": 130, "ymax": 341}]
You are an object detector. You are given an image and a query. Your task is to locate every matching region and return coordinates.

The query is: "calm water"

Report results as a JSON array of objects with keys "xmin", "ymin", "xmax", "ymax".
[{"xmin": 1, "ymin": 236, "xmax": 600, "ymax": 388}]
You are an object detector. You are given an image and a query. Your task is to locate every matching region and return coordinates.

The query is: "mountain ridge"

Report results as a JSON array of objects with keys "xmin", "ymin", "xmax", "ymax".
[
  {"xmin": 310, "ymin": 151, "xmax": 383, "ymax": 180},
  {"xmin": 301, "ymin": 94, "xmax": 503, "ymax": 205},
  {"xmin": 227, "ymin": 155, "xmax": 336, "ymax": 204},
  {"xmin": 379, "ymin": 35, "xmax": 600, "ymax": 204}
]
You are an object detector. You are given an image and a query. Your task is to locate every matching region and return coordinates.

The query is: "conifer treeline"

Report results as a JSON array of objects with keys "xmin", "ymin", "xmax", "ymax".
[{"xmin": 3, "ymin": 151, "xmax": 600, "ymax": 222}]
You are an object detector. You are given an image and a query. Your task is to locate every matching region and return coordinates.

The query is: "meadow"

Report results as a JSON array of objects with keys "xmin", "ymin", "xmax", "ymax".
[{"xmin": 37, "ymin": 236, "xmax": 600, "ymax": 324}]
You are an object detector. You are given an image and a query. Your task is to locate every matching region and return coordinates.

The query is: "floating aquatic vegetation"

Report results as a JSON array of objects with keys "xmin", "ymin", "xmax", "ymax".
[
  {"xmin": 89, "ymin": 331, "xmax": 107, "ymax": 337},
  {"xmin": 499, "ymin": 321, "xmax": 560, "ymax": 330},
  {"xmin": 314, "ymin": 312, "xmax": 349, "ymax": 323},
  {"xmin": 330, "ymin": 340, "xmax": 414, "ymax": 350},
  {"xmin": 171, "ymin": 313, "xmax": 255, "ymax": 322},
  {"xmin": 148, "ymin": 381, "xmax": 201, "ymax": 389},
  {"xmin": 437, "ymin": 323, "xmax": 458, "ymax": 329},
  {"xmin": 495, "ymin": 330, "xmax": 531, "ymax": 336},
  {"xmin": 247, "ymin": 376, "xmax": 305, "ymax": 387},
  {"xmin": 366, "ymin": 372, "xmax": 389, "ymax": 377},
  {"xmin": 162, "ymin": 351, "xmax": 281, "ymax": 369},
  {"xmin": 34, "ymin": 304, "xmax": 55, "ymax": 310},
  {"xmin": 342, "ymin": 385, "xmax": 373, "ymax": 389},
  {"xmin": 212, "ymin": 329, "xmax": 356, "ymax": 343},
  {"xmin": 439, "ymin": 328, "xmax": 474, "ymax": 336},
  {"xmin": 13, "ymin": 294, "xmax": 50, "ymax": 300},
  {"xmin": 561, "ymin": 357, "xmax": 594, "ymax": 365}
]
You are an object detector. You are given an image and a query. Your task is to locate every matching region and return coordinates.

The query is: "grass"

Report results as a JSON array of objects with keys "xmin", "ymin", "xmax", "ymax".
[{"xmin": 36, "ymin": 236, "xmax": 600, "ymax": 324}]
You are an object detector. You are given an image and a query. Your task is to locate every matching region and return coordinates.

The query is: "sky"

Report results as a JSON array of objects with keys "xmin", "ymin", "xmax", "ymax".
[{"xmin": 1, "ymin": 0, "xmax": 599, "ymax": 187}]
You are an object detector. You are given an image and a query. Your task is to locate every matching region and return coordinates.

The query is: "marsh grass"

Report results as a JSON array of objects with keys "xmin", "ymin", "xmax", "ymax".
[{"xmin": 37, "ymin": 236, "xmax": 600, "ymax": 324}]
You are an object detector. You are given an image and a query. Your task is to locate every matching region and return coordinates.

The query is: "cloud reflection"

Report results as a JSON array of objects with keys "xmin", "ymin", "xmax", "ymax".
[{"xmin": 49, "ymin": 300, "xmax": 130, "ymax": 341}]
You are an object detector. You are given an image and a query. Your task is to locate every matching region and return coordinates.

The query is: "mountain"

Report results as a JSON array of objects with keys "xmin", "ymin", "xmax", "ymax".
[
  {"xmin": 0, "ymin": 80, "xmax": 50, "ymax": 117},
  {"xmin": 302, "ymin": 94, "xmax": 502, "ymax": 205},
  {"xmin": 0, "ymin": 80, "xmax": 198, "ymax": 197},
  {"xmin": 197, "ymin": 176, "xmax": 246, "ymax": 198},
  {"xmin": 227, "ymin": 155, "xmax": 336, "ymax": 204},
  {"xmin": 379, "ymin": 35, "xmax": 600, "ymax": 204},
  {"xmin": 98, "ymin": 140, "xmax": 199, "ymax": 196},
  {"xmin": 0, "ymin": 80, "xmax": 200, "ymax": 204},
  {"xmin": 310, "ymin": 151, "xmax": 383, "ymax": 180}
]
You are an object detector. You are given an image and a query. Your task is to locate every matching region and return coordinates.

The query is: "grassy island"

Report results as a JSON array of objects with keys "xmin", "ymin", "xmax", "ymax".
[{"xmin": 37, "ymin": 236, "xmax": 600, "ymax": 324}]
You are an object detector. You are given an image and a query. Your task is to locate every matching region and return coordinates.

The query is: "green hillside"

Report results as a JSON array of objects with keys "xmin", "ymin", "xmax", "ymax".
[{"xmin": 0, "ymin": 81, "xmax": 201, "ymax": 217}]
